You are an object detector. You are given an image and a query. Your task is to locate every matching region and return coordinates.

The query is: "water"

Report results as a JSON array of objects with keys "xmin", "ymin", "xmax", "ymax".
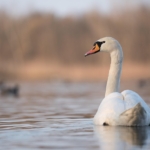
[{"xmin": 0, "ymin": 81, "xmax": 150, "ymax": 150}]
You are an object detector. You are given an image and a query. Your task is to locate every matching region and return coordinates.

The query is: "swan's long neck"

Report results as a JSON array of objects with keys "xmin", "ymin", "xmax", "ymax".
[{"xmin": 105, "ymin": 48, "xmax": 123, "ymax": 97}]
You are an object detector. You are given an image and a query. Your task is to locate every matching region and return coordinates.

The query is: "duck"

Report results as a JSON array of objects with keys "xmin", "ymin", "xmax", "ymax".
[
  {"xmin": 85, "ymin": 37, "xmax": 150, "ymax": 126},
  {"xmin": 0, "ymin": 81, "xmax": 19, "ymax": 97}
]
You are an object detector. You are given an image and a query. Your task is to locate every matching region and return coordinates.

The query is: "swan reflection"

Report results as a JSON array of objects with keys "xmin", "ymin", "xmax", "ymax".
[{"xmin": 94, "ymin": 126, "xmax": 150, "ymax": 150}]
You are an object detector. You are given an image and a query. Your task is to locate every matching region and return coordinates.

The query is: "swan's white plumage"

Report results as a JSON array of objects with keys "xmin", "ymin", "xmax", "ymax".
[
  {"xmin": 86, "ymin": 37, "xmax": 150, "ymax": 126},
  {"xmin": 94, "ymin": 90, "xmax": 150, "ymax": 126}
]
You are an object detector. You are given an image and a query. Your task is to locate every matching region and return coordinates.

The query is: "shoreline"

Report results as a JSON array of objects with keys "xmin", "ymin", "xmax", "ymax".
[{"xmin": 0, "ymin": 62, "xmax": 149, "ymax": 81}]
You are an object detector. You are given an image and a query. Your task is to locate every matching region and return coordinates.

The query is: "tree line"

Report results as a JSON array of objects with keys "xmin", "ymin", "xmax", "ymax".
[{"xmin": 0, "ymin": 6, "xmax": 150, "ymax": 66}]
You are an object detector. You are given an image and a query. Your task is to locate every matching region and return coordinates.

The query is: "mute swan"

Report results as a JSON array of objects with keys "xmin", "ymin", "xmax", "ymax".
[{"xmin": 85, "ymin": 37, "xmax": 150, "ymax": 126}]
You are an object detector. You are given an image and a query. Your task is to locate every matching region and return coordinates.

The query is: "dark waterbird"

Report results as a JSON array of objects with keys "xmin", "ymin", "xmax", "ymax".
[{"xmin": 0, "ymin": 81, "xmax": 19, "ymax": 97}]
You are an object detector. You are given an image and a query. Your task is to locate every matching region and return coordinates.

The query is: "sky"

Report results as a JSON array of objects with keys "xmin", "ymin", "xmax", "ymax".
[{"xmin": 0, "ymin": 0, "xmax": 150, "ymax": 17}]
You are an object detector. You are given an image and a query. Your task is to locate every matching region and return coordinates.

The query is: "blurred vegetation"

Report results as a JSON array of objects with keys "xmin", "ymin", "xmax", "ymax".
[{"xmin": 0, "ymin": 6, "xmax": 150, "ymax": 80}]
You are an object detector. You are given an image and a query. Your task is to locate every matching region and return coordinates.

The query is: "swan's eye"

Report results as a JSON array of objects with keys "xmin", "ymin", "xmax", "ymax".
[{"xmin": 95, "ymin": 41, "xmax": 105, "ymax": 47}]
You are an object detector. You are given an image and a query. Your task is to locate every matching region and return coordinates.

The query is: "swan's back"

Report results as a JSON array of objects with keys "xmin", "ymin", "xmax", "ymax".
[{"xmin": 94, "ymin": 90, "xmax": 150, "ymax": 126}]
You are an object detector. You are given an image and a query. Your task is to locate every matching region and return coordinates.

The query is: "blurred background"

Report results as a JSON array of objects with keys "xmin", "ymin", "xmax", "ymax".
[
  {"xmin": 1, "ymin": 1, "xmax": 150, "ymax": 149},
  {"xmin": 0, "ymin": 0, "xmax": 150, "ymax": 81}
]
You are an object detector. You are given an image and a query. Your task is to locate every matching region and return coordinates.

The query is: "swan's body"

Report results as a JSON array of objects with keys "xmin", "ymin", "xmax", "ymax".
[
  {"xmin": 94, "ymin": 90, "xmax": 150, "ymax": 126},
  {"xmin": 85, "ymin": 37, "xmax": 150, "ymax": 126}
]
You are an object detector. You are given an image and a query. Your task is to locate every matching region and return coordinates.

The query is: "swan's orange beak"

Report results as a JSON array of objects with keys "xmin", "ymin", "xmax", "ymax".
[{"xmin": 85, "ymin": 44, "xmax": 100, "ymax": 57}]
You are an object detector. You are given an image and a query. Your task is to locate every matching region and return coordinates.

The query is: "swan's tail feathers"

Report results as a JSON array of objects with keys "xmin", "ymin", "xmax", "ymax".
[{"xmin": 119, "ymin": 103, "xmax": 147, "ymax": 126}]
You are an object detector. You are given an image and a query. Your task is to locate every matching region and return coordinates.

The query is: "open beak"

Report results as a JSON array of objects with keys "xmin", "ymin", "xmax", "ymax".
[{"xmin": 84, "ymin": 45, "xmax": 100, "ymax": 57}]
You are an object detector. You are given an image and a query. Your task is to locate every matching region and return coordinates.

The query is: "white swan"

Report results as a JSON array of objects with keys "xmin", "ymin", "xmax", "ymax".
[{"xmin": 85, "ymin": 37, "xmax": 150, "ymax": 126}]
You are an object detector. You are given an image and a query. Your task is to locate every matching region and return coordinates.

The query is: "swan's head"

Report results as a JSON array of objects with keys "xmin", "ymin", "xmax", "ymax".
[{"xmin": 85, "ymin": 37, "xmax": 121, "ymax": 57}]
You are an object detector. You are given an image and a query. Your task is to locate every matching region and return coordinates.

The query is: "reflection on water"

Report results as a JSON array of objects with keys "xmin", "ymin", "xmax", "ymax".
[
  {"xmin": 94, "ymin": 126, "xmax": 150, "ymax": 150},
  {"xmin": 0, "ymin": 81, "xmax": 150, "ymax": 150}
]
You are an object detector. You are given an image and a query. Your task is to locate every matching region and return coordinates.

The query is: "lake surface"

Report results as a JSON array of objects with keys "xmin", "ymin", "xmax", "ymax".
[{"xmin": 0, "ymin": 81, "xmax": 150, "ymax": 150}]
